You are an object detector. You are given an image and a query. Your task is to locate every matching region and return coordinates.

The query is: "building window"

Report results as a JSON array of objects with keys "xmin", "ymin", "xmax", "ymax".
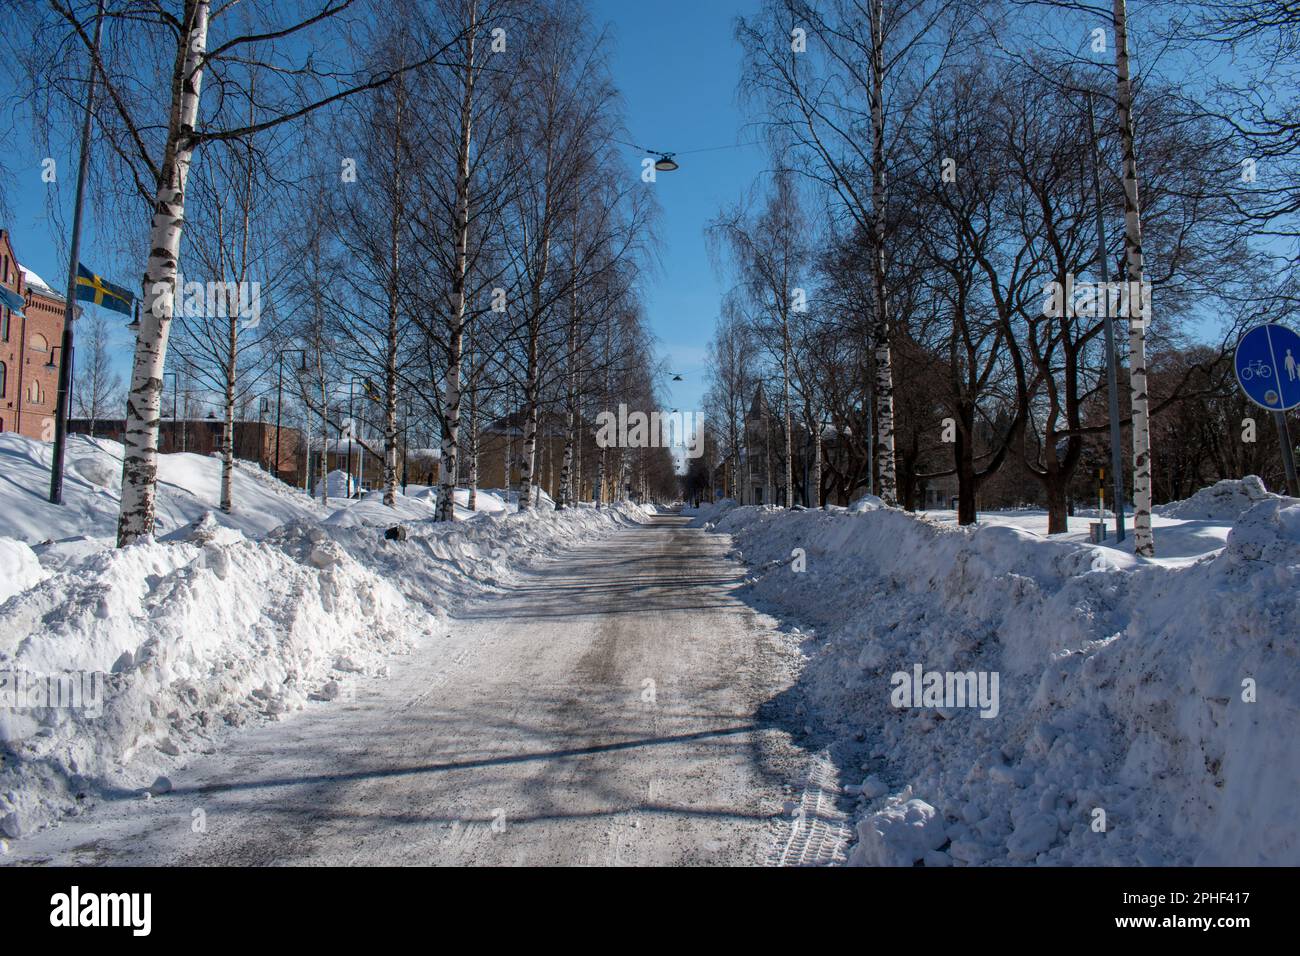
[
  {"xmin": 30, "ymin": 332, "xmax": 48, "ymax": 353},
  {"xmin": 1, "ymin": 309, "xmax": 7, "ymax": 342},
  {"xmin": 0, "ymin": 360, "xmax": 5, "ymax": 398}
]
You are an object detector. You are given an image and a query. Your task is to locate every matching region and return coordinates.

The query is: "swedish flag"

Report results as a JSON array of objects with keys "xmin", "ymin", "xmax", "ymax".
[
  {"xmin": 74, "ymin": 263, "xmax": 134, "ymax": 316},
  {"xmin": 0, "ymin": 285, "xmax": 24, "ymax": 317}
]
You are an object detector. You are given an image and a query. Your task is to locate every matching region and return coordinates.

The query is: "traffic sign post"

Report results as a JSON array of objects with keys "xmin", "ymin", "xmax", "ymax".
[
  {"xmin": 1234, "ymin": 324, "xmax": 1300, "ymax": 496},
  {"xmin": 1274, "ymin": 413, "xmax": 1299, "ymax": 497}
]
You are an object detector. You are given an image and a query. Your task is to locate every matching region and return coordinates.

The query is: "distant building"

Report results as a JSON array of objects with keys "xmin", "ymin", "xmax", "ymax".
[
  {"xmin": 307, "ymin": 437, "xmax": 440, "ymax": 495},
  {"xmin": 476, "ymin": 408, "xmax": 598, "ymax": 500},
  {"xmin": 0, "ymin": 229, "xmax": 70, "ymax": 439}
]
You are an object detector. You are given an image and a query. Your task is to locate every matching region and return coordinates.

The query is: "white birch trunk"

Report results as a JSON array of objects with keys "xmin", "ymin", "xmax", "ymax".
[
  {"xmin": 869, "ymin": 0, "xmax": 898, "ymax": 507},
  {"xmin": 559, "ymin": 323, "xmax": 576, "ymax": 510},
  {"xmin": 782, "ymin": 320, "xmax": 793, "ymax": 508},
  {"xmin": 383, "ymin": 85, "xmax": 405, "ymax": 508},
  {"xmin": 813, "ymin": 419, "xmax": 822, "ymax": 507},
  {"xmin": 220, "ymin": 320, "xmax": 235, "ymax": 513},
  {"xmin": 1113, "ymin": 0, "xmax": 1156, "ymax": 557},
  {"xmin": 467, "ymin": 376, "xmax": 478, "ymax": 513},
  {"xmin": 317, "ymin": 371, "xmax": 329, "ymax": 505},
  {"xmin": 117, "ymin": 0, "xmax": 209, "ymax": 546},
  {"xmin": 518, "ymin": 355, "xmax": 539, "ymax": 511},
  {"xmin": 436, "ymin": 17, "xmax": 476, "ymax": 522}
]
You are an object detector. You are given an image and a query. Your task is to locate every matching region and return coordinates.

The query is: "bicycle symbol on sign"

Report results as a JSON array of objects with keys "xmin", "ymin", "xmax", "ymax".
[{"xmin": 1240, "ymin": 359, "xmax": 1273, "ymax": 381}]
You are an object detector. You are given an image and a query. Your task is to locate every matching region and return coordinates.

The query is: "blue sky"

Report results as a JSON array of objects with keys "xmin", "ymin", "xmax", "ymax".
[
  {"xmin": 4, "ymin": 1, "xmax": 764, "ymax": 419},
  {"xmin": 590, "ymin": 0, "xmax": 765, "ymax": 416}
]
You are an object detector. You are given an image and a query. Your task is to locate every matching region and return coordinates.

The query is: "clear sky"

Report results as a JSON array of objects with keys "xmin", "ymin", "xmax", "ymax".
[
  {"xmin": 589, "ymin": 0, "xmax": 766, "ymax": 416},
  {"xmin": 2, "ymin": 1, "xmax": 764, "ymax": 417}
]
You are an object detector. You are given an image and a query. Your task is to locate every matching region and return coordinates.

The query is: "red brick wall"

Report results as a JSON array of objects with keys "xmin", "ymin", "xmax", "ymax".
[{"xmin": 0, "ymin": 230, "xmax": 67, "ymax": 440}]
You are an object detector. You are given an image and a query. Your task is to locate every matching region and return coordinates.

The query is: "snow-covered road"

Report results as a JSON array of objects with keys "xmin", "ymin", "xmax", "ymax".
[{"xmin": 11, "ymin": 515, "xmax": 813, "ymax": 866}]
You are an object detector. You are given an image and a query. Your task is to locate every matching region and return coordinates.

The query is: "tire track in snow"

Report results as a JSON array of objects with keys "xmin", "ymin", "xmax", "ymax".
[{"xmin": 767, "ymin": 752, "xmax": 852, "ymax": 866}]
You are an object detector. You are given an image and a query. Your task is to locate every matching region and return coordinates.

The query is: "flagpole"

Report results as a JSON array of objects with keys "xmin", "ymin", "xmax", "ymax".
[{"xmin": 50, "ymin": 0, "xmax": 106, "ymax": 505}]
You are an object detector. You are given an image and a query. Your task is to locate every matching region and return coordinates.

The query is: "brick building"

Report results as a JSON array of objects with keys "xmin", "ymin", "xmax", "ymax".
[
  {"xmin": 476, "ymin": 409, "xmax": 603, "ymax": 501},
  {"xmin": 0, "ymin": 229, "xmax": 69, "ymax": 439}
]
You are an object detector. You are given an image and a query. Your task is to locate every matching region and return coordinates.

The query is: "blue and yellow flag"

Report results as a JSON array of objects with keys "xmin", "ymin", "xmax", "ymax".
[
  {"xmin": 75, "ymin": 263, "xmax": 134, "ymax": 316},
  {"xmin": 0, "ymin": 285, "xmax": 24, "ymax": 317}
]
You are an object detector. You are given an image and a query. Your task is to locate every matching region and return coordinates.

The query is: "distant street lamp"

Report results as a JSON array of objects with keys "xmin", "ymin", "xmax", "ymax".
[
  {"xmin": 162, "ymin": 371, "xmax": 178, "ymax": 451},
  {"xmin": 46, "ymin": 345, "xmax": 72, "ymax": 433},
  {"xmin": 654, "ymin": 153, "xmax": 679, "ymax": 172},
  {"xmin": 347, "ymin": 378, "xmax": 375, "ymax": 498}
]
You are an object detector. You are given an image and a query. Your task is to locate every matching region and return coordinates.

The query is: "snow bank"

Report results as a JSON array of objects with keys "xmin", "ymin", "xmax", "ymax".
[
  {"xmin": 0, "ymin": 432, "xmax": 325, "ymax": 546},
  {"xmin": 1155, "ymin": 475, "xmax": 1277, "ymax": 521},
  {"xmin": 684, "ymin": 498, "xmax": 739, "ymax": 527},
  {"xmin": 0, "ymin": 435, "xmax": 652, "ymax": 839},
  {"xmin": 0, "ymin": 514, "xmax": 420, "ymax": 838},
  {"xmin": 709, "ymin": 501, "xmax": 1300, "ymax": 866},
  {"xmin": 328, "ymin": 500, "xmax": 652, "ymax": 613},
  {"xmin": 0, "ymin": 539, "xmax": 48, "ymax": 604}
]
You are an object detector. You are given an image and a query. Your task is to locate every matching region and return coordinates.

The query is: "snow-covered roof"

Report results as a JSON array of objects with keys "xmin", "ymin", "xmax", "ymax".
[{"xmin": 20, "ymin": 265, "xmax": 62, "ymax": 301}]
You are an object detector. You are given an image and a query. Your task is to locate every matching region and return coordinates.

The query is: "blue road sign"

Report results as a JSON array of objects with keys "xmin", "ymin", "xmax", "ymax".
[{"xmin": 1234, "ymin": 324, "xmax": 1300, "ymax": 412}]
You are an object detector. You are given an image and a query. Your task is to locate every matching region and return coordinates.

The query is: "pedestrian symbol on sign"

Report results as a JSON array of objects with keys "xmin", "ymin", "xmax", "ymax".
[{"xmin": 1235, "ymin": 323, "xmax": 1300, "ymax": 497}]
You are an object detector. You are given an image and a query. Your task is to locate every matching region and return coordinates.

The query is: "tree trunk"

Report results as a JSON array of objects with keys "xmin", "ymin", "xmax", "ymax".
[
  {"xmin": 812, "ymin": 419, "xmax": 823, "ymax": 508},
  {"xmin": 869, "ymin": 0, "xmax": 898, "ymax": 507},
  {"xmin": 955, "ymin": 402, "xmax": 977, "ymax": 525},
  {"xmin": 558, "ymin": 312, "xmax": 577, "ymax": 510},
  {"xmin": 782, "ymin": 319, "xmax": 793, "ymax": 508},
  {"xmin": 383, "ymin": 81, "xmax": 405, "ymax": 508},
  {"xmin": 220, "ymin": 314, "xmax": 235, "ymax": 513},
  {"xmin": 1113, "ymin": 0, "xmax": 1156, "ymax": 557},
  {"xmin": 318, "ymin": 375, "xmax": 329, "ymax": 505},
  {"xmin": 436, "ymin": 18, "xmax": 476, "ymax": 522},
  {"xmin": 117, "ymin": 0, "xmax": 209, "ymax": 546},
  {"xmin": 518, "ymin": 335, "xmax": 539, "ymax": 511},
  {"xmin": 467, "ymin": 408, "xmax": 478, "ymax": 512},
  {"xmin": 1045, "ymin": 474, "xmax": 1069, "ymax": 535},
  {"xmin": 467, "ymin": 326, "xmax": 479, "ymax": 514}
]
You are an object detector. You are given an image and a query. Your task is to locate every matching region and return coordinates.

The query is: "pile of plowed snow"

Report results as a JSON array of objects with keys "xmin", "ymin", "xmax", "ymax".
[
  {"xmin": 0, "ymin": 432, "xmax": 326, "ymax": 544},
  {"xmin": 0, "ymin": 514, "xmax": 417, "ymax": 839},
  {"xmin": 0, "ymin": 432, "xmax": 651, "ymax": 841},
  {"xmin": 708, "ymin": 498, "xmax": 1300, "ymax": 866},
  {"xmin": 1154, "ymin": 475, "xmax": 1278, "ymax": 521}
]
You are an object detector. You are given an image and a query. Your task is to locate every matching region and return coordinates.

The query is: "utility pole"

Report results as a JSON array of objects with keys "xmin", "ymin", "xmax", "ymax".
[
  {"xmin": 50, "ymin": 0, "xmax": 106, "ymax": 505},
  {"xmin": 1086, "ymin": 91, "xmax": 1128, "ymax": 542}
]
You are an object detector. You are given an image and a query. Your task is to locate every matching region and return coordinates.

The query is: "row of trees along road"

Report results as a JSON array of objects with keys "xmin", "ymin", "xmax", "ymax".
[
  {"xmin": 21, "ymin": 0, "xmax": 674, "ymax": 546},
  {"xmin": 703, "ymin": 0, "xmax": 1299, "ymax": 557}
]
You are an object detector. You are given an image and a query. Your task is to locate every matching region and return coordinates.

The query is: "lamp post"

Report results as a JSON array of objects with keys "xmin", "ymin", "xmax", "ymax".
[
  {"xmin": 162, "ymin": 371, "xmax": 178, "ymax": 452},
  {"xmin": 49, "ymin": 0, "xmax": 106, "ymax": 506},
  {"xmin": 276, "ymin": 349, "xmax": 305, "ymax": 484},
  {"xmin": 347, "ymin": 378, "xmax": 372, "ymax": 498}
]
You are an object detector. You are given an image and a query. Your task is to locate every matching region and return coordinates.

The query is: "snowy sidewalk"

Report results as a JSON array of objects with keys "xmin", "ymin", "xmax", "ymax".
[{"xmin": 6, "ymin": 516, "xmax": 811, "ymax": 866}]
